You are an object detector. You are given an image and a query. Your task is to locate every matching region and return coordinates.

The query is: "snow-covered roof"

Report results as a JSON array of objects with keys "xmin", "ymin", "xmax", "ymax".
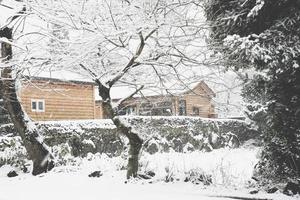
[
  {"xmin": 22, "ymin": 68, "xmax": 95, "ymax": 85},
  {"xmin": 95, "ymin": 80, "xmax": 215, "ymax": 101},
  {"xmin": 26, "ymin": 76, "xmax": 95, "ymax": 86},
  {"xmin": 183, "ymin": 81, "xmax": 216, "ymax": 97}
]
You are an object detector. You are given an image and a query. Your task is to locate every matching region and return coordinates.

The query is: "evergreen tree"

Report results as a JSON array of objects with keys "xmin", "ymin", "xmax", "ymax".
[{"xmin": 204, "ymin": 0, "xmax": 300, "ymax": 181}]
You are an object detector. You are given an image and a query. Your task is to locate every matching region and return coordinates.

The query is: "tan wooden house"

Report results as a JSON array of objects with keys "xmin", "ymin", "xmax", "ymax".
[
  {"xmin": 96, "ymin": 81, "xmax": 217, "ymax": 119},
  {"xmin": 19, "ymin": 77, "xmax": 96, "ymax": 121},
  {"xmin": 18, "ymin": 77, "xmax": 216, "ymax": 121}
]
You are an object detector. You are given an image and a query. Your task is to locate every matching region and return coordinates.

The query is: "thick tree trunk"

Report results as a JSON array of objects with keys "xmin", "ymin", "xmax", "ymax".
[
  {"xmin": 98, "ymin": 85, "xmax": 143, "ymax": 179},
  {"xmin": 0, "ymin": 27, "xmax": 52, "ymax": 175},
  {"xmin": 113, "ymin": 118, "xmax": 143, "ymax": 179}
]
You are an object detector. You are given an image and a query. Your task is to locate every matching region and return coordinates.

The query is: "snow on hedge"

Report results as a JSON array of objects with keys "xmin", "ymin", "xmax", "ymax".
[{"xmin": 39, "ymin": 119, "xmax": 116, "ymax": 132}]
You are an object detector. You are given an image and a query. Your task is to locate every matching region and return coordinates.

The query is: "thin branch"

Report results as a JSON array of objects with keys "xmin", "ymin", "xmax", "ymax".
[
  {"xmin": 0, "ymin": 3, "xmax": 14, "ymax": 9},
  {"xmin": 145, "ymin": 28, "xmax": 158, "ymax": 41},
  {"xmin": 0, "ymin": 6, "xmax": 27, "ymax": 29},
  {"xmin": 105, "ymin": 0, "xmax": 118, "ymax": 31},
  {"xmin": 7, "ymin": 6, "xmax": 27, "ymax": 24},
  {"xmin": 104, "ymin": 36, "xmax": 125, "ymax": 48},
  {"xmin": 107, "ymin": 31, "xmax": 145, "ymax": 87},
  {"xmin": 0, "ymin": 37, "xmax": 27, "ymax": 51},
  {"xmin": 79, "ymin": 63, "xmax": 97, "ymax": 78},
  {"xmin": 114, "ymin": 85, "xmax": 144, "ymax": 109},
  {"xmin": 59, "ymin": 0, "xmax": 79, "ymax": 29}
]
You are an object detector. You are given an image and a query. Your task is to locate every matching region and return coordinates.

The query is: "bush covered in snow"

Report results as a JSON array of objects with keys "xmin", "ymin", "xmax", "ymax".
[{"xmin": 0, "ymin": 135, "xmax": 27, "ymax": 168}]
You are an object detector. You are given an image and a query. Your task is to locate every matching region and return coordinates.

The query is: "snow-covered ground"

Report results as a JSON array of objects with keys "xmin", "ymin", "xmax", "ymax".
[{"xmin": 0, "ymin": 147, "xmax": 298, "ymax": 200}]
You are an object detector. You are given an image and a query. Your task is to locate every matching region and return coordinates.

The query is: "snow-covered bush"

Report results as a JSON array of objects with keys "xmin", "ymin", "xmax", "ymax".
[
  {"xmin": 0, "ymin": 135, "xmax": 27, "ymax": 168},
  {"xmin": 138, "ymin": 147, "xmax": 259, "ymax": 187},
  {"xmin": 184, "ymin": 168, "xmax": 212, "ymax": 185}
]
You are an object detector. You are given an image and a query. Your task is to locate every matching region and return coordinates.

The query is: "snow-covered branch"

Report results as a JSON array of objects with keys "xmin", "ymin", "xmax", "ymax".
[
  {"xmin": 113, "ymin": 85, "xmax": 144, "ymax": 109},
  {"xmin": 0, "ymin": 37, "xmax": 27, "ymax": 51},
  {"xmin": 106, "ymin": 31, "xmax": 146, "ymax": 87}
]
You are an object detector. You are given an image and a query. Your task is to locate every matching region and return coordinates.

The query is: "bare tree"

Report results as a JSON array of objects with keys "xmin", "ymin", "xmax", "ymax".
[
  {"xmin": 18, "ymin": 0, "xmax": 212, "ymax": 179},
  {"xmin": 20, "ymin": 0, "xmax": 231, "ymax": 178},
  {"xmin": 1, "ymin": 0, "xmax": 242, "ymax": 178}
]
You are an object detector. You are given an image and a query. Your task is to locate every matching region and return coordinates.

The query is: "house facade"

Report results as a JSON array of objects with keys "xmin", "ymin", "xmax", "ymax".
[
  {"xmin": 1, "ymin": 77, "xmax": 217, "ymax": 122},
  {"xmin": 19, "ymin": 77, "xmax": 96, "ymax": 121},
  {"xmin": 96, "ymin": 81, "xmax": 217, "ymax": 119}
]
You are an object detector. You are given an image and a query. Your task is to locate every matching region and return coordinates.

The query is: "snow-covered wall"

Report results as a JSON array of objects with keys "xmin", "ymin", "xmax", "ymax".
[{"xmin": 0, "ymin": 116, "xmax": 259, "ymax": 167}]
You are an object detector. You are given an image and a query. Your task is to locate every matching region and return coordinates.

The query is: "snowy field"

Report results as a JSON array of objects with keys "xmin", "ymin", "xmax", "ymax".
[{"xmin": 0, "ymin": 147, "xmax": 298, "ymax": 200}]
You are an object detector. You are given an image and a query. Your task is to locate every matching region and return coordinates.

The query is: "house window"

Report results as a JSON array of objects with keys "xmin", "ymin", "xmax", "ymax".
[
  {"xmin": 178, "ymin": 100, "xmax": 186, "ymax": 116},
  {"xmin": 126, "ymin": 106, "xmax": 136, "ymax": 115},
  {"xmin": 139, "ymin": 102, "xmax": 153, "ymax": 115},
  {"xmin": 31, "ymin": 99, "xmax": 45, "ymax": 112},
  {"xmin": 31, "ymin": 101, "xmax": 37, "ymax": 110},
  {"xmin": 192, "ymin": 107, "xmax": 200, "ymax": 115},
  {"xmin": 152, "ymin": 101, "xmax": 172, "ymax": 116}
]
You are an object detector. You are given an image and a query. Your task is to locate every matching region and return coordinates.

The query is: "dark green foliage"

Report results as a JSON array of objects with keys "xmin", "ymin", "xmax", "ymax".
[
  {"xmin": 204, "ymin": 0, "xmax": 300, "ymax": 181},
  {"xmin": 242, "ymin": 75, "xmax": 268, "ymax": 103},
  {"xmin": 205, "ymin": 0, "xmax": 300, "ymax": 40}
]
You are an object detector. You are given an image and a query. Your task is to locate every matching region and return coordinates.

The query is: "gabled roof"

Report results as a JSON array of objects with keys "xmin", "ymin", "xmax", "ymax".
[{"xmin": 182, "ymin": 81, "xmax": 216, "ymax": 97}]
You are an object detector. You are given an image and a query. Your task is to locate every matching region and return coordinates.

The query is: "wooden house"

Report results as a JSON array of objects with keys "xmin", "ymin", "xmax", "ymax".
[
  {"xmin": 96, "ymin": 81, "xmax": 217, "ymax": 119},
  {"xmin": 18, "ymin": 77, "xmax": 96, "ymax": 121},
  {"xmin": 4, "ymin": 75, "xmax": 217, "ymax": 121}
]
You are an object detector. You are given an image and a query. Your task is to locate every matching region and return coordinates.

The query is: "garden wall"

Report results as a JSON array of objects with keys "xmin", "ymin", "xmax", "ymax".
[{"xmin": 0, "ymin": 116, "xmax": 259, "ymax": 167}]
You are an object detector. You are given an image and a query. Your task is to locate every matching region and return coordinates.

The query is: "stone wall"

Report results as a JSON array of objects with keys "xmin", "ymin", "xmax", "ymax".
[
  {"xmin": 0, "ymin": 117, "xmax": 259, "ymax": 165},
  {"xmin": 122, "ymin": 116, "xmax": 258, "ymax": 154}
]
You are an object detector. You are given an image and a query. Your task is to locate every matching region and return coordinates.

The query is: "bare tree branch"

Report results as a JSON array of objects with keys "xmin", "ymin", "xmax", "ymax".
[
  {"xmin": 79, "ymin": 63, "xmax": 97, "ymax": 78},
  {"xmin": 107, "ymin": 31, "xmax": 146, "ymax": 87},
  {"xmin": 114, "ymin": 85, "xmax": 144, "ymax": 109}
]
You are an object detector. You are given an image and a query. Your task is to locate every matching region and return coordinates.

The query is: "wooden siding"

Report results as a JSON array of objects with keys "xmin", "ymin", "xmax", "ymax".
[
  {"xmin": 95, "ymin": 81, "xmax": 217, "ymax": 119},
  {"xmin": 183, "ymin": 82, "xmax": 216, "ymax": 117},
  {"xmin": 95, "ymin": 101, "xmax": 103, "ymax": 119},
  {"xmin": 19, "ymin": 80, "xmax": 95, "ymax": 121},
  {"xmin": 184, "ymin": 95, "xmax": 212, "ymax": 117}
]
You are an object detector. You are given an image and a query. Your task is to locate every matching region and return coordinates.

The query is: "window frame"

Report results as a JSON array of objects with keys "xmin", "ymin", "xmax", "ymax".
[
  {"xmin": 31, "ymin": 99, "xmax": 45, "ymax": 112},
  {"xmin": 192, "ymin": 106, "xmax": 200, "ymax": 116},
  {"xmin": 125, "ymin": 106, "xmax": 136, "ymax": 115},
  {"xmin": 178, "ymin": 100, "xmax": 186, "ymax": 116}
]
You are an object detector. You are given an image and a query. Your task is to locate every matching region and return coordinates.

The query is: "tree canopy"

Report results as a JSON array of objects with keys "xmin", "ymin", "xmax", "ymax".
[{"xmin": 204, "ymin": 0, "xmax": 300, "ymax": 181}]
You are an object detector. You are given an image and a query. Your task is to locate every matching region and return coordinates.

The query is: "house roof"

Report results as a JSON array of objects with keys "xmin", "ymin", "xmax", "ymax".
[
  {"xmin": 183, "ymin": 81, "xmax": 216, "ymax": 97},
  {"xmin": 23, "ymin": 76, "xmax": 96, "ymax": 86},
  {"xmin": 21, "ymin": 68, "xmax": 95, "ymax": 85},
  {"xmin": 21, "ymin": 67, "xmax": 215, "ymax": 100},
  {"xmin": 95, "ymin": 80, "xmax": 216, "ymax": 102},
  {"xmin": 200, "ymin": 81, "xmax": 216, "ymax": 97}
]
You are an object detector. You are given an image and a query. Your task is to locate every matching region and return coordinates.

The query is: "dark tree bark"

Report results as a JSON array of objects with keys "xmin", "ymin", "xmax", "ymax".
[
  {"xmin": 80, "ymin": 31, "xmax": 148, "ymax": 179},
  {"xmin": 96, "ymin": 82, "xmax": 143, "ymax": 179},
  {"xmin": 0, "ymin": 27, "xmax": 53, "ymax": 175}
]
